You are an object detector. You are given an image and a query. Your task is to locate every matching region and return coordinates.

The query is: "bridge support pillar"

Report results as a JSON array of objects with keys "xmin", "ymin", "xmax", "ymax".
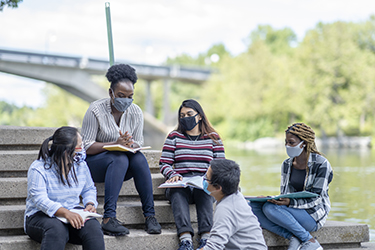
[
  {"xmin": 162, "ymin": 79, "xmax": 173, "ymax": 126},
  {"xmin": 145, "ymin": 80, "xmax": 154, "ymax": 116}
]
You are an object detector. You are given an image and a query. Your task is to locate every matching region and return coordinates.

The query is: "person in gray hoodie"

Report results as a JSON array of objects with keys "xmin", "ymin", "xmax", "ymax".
[{"xmin": 200, "ymin": 159, "xmax": 267, "ymax": 250}]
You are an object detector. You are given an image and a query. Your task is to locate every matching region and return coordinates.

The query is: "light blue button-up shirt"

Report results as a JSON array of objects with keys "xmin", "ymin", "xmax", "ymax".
[{"xmin": 24, "ymin": 159, "xmax": 98, "ymax": 232}]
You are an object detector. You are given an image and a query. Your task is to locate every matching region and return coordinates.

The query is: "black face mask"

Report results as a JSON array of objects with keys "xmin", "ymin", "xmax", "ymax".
[{"xmin": 180, "ymin": 114, "xmax": 199, "ymax": 131}]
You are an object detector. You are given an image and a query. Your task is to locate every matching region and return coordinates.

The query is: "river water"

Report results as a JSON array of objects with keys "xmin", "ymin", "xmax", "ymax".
[{"xmin": 225, "ymin": 147, "xmax": 375, "ymax": 241}]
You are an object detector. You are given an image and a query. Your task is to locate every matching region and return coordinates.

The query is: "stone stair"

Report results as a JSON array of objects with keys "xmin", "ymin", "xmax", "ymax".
[{"xmin": 0, "ymin": 126, "xmax": 371, "ymax": 249}]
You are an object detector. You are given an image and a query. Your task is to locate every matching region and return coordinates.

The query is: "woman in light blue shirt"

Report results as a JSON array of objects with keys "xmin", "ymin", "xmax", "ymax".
[{"xmin": 24, "ymin": 126, "xmax": 105, "ymax": 250}]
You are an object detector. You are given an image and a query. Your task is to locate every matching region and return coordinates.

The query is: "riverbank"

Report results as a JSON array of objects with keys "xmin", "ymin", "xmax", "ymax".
[{"xmin": 230, "ymin": 136, "xmax": 372, "ymax": 150}]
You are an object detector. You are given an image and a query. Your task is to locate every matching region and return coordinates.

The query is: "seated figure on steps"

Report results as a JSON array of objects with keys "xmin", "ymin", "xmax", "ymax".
[
  {"xmin": 24, "ymin": 126, "xmax": 105, "ymax": 250},
  {"xmin": 81, "ymin": 64, "xmax": 161, "ymax": 236},
  {"xmin": 250, "ymin": 123, "xmax": 333, "ymax": 250},
  {"xmin": 159, "ymin": 99, "xmax": 225, "ymax": 250},
  {"xmin": 199, "ymin": 159, "xmax": 267, "ymax": 250}
]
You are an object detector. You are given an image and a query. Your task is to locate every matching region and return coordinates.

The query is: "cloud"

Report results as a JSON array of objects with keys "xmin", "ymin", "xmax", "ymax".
[{"xmin": 1, "ymin": 0, "xmax": 375, "ymax": 107}]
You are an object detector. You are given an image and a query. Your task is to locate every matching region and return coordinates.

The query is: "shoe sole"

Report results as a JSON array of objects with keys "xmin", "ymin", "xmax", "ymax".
[
  {"xmin": 145, "ymin": 228, "xmax": 162, "ymax": 234},
  {"xmin": 103, "ymin": 230, "xmax": 129, "ymax": 236},
  {"xmin": 146, "ymin": 230, "xmax": 162, "ymax": 234}
]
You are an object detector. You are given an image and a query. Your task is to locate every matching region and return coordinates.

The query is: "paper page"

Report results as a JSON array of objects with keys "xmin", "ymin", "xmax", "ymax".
[{"xmin": 56, "ymin": 209, "xmax": 103, "ymax": 224}]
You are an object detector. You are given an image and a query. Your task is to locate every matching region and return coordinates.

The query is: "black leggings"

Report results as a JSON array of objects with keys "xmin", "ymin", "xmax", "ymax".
[{"xmin": 26, "ymin": 211, "xmax": 105, "ymax": 250}]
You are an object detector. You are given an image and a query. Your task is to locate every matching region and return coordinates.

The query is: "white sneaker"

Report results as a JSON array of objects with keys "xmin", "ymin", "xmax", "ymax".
[
  {"xmin": 288, "ymin": 236, "xmax": 301, "ymax": 250},
  {"xmin": 300, "ymin": 238, "xmax": 323, "ymax": 250}
]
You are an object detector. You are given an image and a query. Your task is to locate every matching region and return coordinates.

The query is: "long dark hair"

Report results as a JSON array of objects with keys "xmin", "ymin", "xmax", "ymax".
[
  {"xmin": 38, "ymin": 126, "xmax": 78, "ymax": 186},
  {"xmin": 176, "ymin": 99, "xmax": 221, "ymax": 144}
]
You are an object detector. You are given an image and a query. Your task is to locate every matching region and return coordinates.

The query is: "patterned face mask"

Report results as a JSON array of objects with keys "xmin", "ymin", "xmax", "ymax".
[{"xmin": 74, "ymin": 147, "xmax": 86, "ymax": 164}]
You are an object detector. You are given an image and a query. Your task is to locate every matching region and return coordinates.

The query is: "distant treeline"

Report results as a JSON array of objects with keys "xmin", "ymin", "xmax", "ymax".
[{"xmin": 2, "ymin": 16, "xmax": 375, "ymax": 142}]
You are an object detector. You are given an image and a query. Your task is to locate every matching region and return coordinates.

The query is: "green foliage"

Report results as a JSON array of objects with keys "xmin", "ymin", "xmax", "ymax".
[
  {"xmin": 0, "ymin": 0, "xmax": 23, "ymax": 11},
  {"xmin": 0, "ymin": 84, "xmax": 89, "ymax": 127},
  {"xmin": 3, "ymin": 18, "xmax": 375, "ymax": 142}
]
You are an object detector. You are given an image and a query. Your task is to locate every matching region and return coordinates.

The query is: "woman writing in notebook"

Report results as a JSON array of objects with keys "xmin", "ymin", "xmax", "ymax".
[
  {"xmin": 159, "ymin": 99, "xmax": 225, "ymax": 250},
  {"xmin": 24, "ymin": 126, "xmax": 104, "ymax": 250},
  {"xmin": 81, "ymin": 64, "xmax": 161, "ymax": 236},
  {"xmin": 250, "ymin": 123, "xmax": 333, "ymax": 250}
]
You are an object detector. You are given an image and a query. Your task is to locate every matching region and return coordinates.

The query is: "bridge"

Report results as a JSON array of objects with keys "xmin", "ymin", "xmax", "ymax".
[{"xmin": 0, "ymin": 48, "xmax": 212, "ymax": 148}]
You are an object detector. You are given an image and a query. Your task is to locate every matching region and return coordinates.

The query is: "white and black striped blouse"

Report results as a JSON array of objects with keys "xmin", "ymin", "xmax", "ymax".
[{"xmin": 81, "ymin": 98, "xmax": 144, "ymax": 150}]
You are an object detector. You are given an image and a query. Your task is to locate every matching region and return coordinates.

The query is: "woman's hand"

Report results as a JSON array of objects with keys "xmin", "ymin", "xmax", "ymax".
[
  {"xmin": 65, "ymin": 210, "xmax": 85, "ymax": 229},
  {"xmin": 166, "ymin": 175, "xmax": 183, "ymax": 183},
  {"xmin": 117, "ymin": 131, "xmax": 134, "ymax": 147},
  {"xmin": 84, "ymin": 204, "xmax": 96, "ymax": 213},
  {"xmin": 268, "ymin": 197, "xmax": 290, "ymax": 206}
]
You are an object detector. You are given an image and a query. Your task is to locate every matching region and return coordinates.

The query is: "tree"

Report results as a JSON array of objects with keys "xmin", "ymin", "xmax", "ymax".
[
  {"xmin": 298, "ymin": 21, "xmax": 375, "ymax": 136},
  {"xmin": 0, "ymin": 0, "xmax": 23, "ymax": 11}
]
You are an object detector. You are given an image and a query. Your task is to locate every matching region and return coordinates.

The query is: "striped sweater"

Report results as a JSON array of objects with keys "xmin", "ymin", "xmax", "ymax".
[{"xmin": 159, "ymin": 131, "xmax": 225, "ymax": 179}]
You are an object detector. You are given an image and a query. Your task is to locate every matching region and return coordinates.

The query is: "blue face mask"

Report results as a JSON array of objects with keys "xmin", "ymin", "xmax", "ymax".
[
  {"xmin": 74, "ymin": 147, "xmax": 86, "ymax": 164},
  {"xmin": 202, "ymin": 179, "xmax": 211, "ymax": 195}
]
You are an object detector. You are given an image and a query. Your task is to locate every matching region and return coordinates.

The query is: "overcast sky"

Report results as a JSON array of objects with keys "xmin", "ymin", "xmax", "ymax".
[{"xmin": 1, "ymin": 0, "xmax": 375, "ymax": 108}]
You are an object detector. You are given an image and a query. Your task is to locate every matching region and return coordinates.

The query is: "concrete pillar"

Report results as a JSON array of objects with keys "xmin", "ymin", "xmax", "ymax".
[
  {"xmin": 162, "ymin": 79, "xmax": 171, "ymax": 125},
  {"xmin": 145, "ymin": 80, "xmax": 154, "ymax": 116}
]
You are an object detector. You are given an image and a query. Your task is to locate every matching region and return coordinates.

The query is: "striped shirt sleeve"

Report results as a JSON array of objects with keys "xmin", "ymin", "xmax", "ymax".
[
  {"xmin": 27, "ymin": 166, "xmax": 63, "ymax": 217},
  {"xmin": 213, "ymin": 137, "xmax": 225, "ymax": 159},
  {"xmin": 80, "ymin": 162, "xmax": 98, "ymax": 208},
  {"xmin": 159, "ymin": 133, "xmax": 178, "ymax": 179},
  {"xmin": 81, "ymin": 103, "xmax": 99, "ymax": 150},
  {"xmin": 81, "ymin": 98, "xmax": 144, "ymax": 149}
]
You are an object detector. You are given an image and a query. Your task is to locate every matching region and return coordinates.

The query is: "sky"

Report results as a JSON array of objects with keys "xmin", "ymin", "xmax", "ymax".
[{"xmin": 1, "ymin": 0, "xmax": 375, "ymax": 108}]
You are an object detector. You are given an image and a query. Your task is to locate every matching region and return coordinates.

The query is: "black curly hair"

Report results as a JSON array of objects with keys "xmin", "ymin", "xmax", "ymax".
[{"xmin": 105, "ymin": 64, "xmax": 138, "ymax": 89}]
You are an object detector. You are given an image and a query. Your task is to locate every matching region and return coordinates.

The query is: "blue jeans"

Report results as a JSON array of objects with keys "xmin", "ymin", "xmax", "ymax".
[
  {"xmin": 250, "ymin": 201, "xmax": 317, "ymax": 242},
  {"xmin": 86, "ymin": 151, "xmax": 155, "ymax": 218},
  {"xmin": 26, "ymin": 211, "xmax": 105, "ymax": 250}
]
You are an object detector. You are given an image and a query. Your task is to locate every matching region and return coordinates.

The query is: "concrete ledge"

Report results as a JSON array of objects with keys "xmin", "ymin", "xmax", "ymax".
[
  {"xmin": 0, "ymin": 126, "xmax": 56, "ymax": 150},
  {"xmin": 264, "ymin": 221, "xmax": 369, "ymax": 249},
  {"xmin": 0, "ymin": 229, "xmax": 185, "ymax": 250},
  {"xmin": 0, "ymin": 174, "xmax": 165, "ymax": 199},
  {"xmin": 0, "ymin": 223, "xmax": 371, "ymax": 250},
  {"xmin": 0, "ymin": 201, "xmax": 198, "ymax": 230},
  {"xmin": 0, "ymin": 150, "xmax": 161, "ymax": 175}
]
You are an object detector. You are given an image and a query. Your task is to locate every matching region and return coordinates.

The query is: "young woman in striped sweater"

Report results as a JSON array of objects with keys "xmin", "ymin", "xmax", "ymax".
[{"xmin": 159, "ymin": 99, "xmax": 225, "ymax": 250}]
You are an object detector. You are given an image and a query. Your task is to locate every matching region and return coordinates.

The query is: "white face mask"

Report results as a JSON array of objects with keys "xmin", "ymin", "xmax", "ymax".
[{"xmin": 285, "ymin": 141, "xmax": 305, "ymax": 158}]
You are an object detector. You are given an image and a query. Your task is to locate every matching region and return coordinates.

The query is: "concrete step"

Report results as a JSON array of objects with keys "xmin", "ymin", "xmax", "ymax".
[
  {"xmin": 0, "ymin": 221, "xmax": 370, "ymax": 250},
  {"xmin": 0, "ymin": 126, "xmax": 56, "ymax": 150},
  {"xmin": 0, "ymin": 150, "xmax": 162, "ymax": 176},
  {"xmin": 0, "ymin": 201, "xmax": 198, "ymax": 231},
  {"xmin": 265, "ymin": 221, "xmax": 369, "ymax": 249},
  {"xmin": 0, "ymin": 174, "xmax": 166, "ymax": 201},
  {"xmin": 0, "ymin": 229, "xmax": 183, "ymax": 250}
]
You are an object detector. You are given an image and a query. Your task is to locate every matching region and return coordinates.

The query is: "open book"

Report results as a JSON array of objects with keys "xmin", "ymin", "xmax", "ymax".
[
  {"xmin": 103, "ymin": 144, "xmax": 151, "ymax": 153},
  {"xmin": 158, "ymin": 176, "xmax": 204, "ymax": 190},
  {"xmin": 56, "ymin": 208, "xmax": 103, "ymax": 224},
  {"xmin": 245, "ymin": 191, "xmax": 319, "ymax": 203}
]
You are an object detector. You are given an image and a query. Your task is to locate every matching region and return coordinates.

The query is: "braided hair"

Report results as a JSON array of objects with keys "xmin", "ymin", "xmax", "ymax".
[{"xmin": 285, "ymin": 122, "xmax": 321, "ymax": 159}]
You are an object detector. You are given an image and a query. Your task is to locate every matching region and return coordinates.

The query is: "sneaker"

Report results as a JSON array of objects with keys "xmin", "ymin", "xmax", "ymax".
[
  {"xmin": 288, "ymin": 236, "xmax": 301, "ymax": 250},
  {"xmin": 101, "ymin": 217, "xmax": 129, "ymax": 236},
  {"xmin": 145, "ymin": 216, "xmax": 162, "ymax": 234},
  {"xmin": 300, "ymin": 238, "xmax": 323, "ymax": 250},
  {"xmin": 178, "ymin": 240, "xmax": 194, "ymax": 250},
  {"xmin": 196, "ymin": 239, "xmax": 207, "ymax": 249}
]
